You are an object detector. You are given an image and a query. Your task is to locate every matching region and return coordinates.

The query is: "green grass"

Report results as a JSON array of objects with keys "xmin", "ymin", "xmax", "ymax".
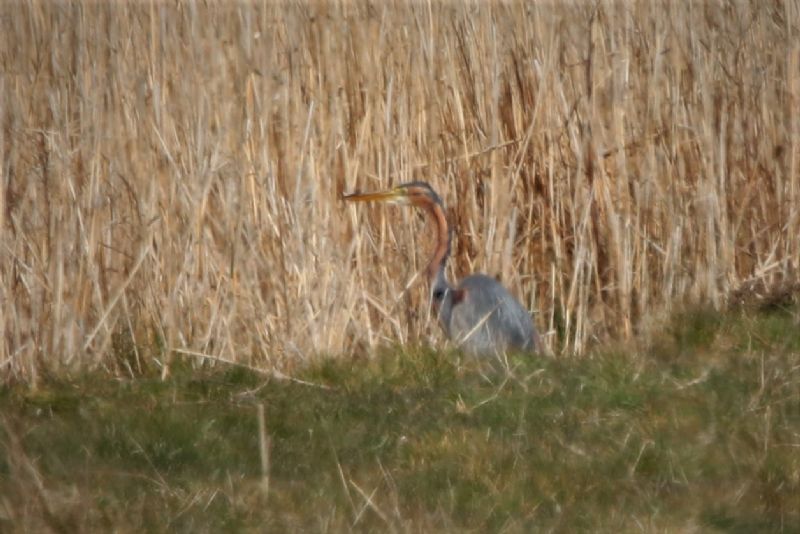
[{"xmin": 2, "ymin": 308, "xmax": 799, "ymax": 532}]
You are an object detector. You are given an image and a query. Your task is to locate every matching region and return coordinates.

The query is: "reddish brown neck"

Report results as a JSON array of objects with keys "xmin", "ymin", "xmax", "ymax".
[{"xmin": 421, "ymin": 201, "xmax": 451, "ymax": 284}]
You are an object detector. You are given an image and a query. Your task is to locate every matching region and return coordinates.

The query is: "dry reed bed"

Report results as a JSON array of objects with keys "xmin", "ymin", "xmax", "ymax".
[{"xmin": 1, "ymin": 1, "xmax": 798, "ymax": 382}]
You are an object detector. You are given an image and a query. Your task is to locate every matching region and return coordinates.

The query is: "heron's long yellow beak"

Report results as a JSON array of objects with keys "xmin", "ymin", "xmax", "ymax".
[{"xmin": 342, "ymin": 187, "xmax": 406, "ymax": 204}]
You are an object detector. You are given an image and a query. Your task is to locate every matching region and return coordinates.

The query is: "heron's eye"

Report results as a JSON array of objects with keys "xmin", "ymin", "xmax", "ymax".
[{"xmin": 432, "ymin": 288, "xmax": 446, "ymax": 301}]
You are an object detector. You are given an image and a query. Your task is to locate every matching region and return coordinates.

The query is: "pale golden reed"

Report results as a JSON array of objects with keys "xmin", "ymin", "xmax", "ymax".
[{"xmin": 2, "ymin": 2, "xmax": 798, "ymax": 382}]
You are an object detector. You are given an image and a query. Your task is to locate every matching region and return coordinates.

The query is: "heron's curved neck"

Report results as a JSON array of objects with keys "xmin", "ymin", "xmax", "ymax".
[{"xmin": 421, "ymin": 201, "xmax": 452, "ymax": 286}]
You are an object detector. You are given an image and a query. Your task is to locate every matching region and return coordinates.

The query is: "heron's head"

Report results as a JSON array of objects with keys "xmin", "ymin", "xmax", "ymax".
[{"xmin": 342, "ymin": 181, "xmax": 443, "ymax": 209}]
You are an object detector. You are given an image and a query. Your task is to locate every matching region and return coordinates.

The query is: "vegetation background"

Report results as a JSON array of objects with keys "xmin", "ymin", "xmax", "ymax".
[
  {"xmin": 2, "ymin": 1, "xmax": 799, "ymax": 380},
  {"xmin": 1, "ymin": 2, "xmax": 799, "ymax": 531}
]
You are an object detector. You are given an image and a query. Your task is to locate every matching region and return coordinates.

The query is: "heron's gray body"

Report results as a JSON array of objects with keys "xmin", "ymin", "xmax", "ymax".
[{"xmin": 432, "ymin": 270, "xmax": 539, "ymax": 355}]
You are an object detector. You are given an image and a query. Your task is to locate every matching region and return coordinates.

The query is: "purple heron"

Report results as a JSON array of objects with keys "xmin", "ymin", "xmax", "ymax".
[{"xmin": 344, "ymin": 181, "xmax": 540, "ymax": 355}]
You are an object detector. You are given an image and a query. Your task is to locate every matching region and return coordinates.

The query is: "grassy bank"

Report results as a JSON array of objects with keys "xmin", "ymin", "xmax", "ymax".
[{"xmin": 2, "ymin": 306, "xmax": 798, "ymax": 532}]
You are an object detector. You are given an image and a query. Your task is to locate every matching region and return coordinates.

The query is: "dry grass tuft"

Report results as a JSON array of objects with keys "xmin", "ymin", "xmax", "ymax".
[{"xmin": 2, "ymin": 2, "xmax": 799, "ymax": 380}]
